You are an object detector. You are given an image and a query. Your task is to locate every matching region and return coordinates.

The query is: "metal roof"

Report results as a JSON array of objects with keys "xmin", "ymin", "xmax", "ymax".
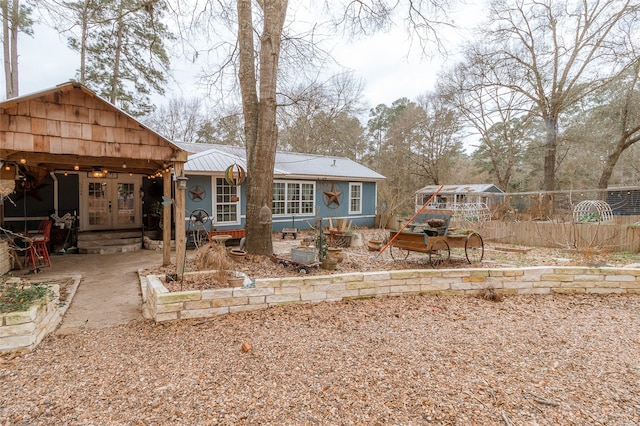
[
  {"xmin": 415, "ymin": 184, "xmax": 503, "ymax": 194},
  {"xmin": 181, "ymin": 143, "xmax": 385, "ymax": 181}
]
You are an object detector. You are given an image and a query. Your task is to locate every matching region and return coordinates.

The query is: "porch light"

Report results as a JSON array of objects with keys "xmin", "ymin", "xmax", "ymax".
[
  {"xmin": 19, "ymin": 158, "xmax": 27, "ymax": 164},
  {"xmin": 176, "ymin": 174, "xmax": 188, "ymax": 190},
  {"xmin": 73, "ymin": 164, "xmax": 80, "ymax": 171}
]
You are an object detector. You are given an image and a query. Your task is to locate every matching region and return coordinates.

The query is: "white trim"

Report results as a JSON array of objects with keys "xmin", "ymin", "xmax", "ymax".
[
  {"xmin": 212, "ymin": 176, "xmax": 241, "ymax": 226},
  {"xmin": 349, "ymin": 182, "xmax": 362, "ymax": 215},
  {"xmin": 272, "ymin": 180, "xmax": 316, "ymax": 217}
]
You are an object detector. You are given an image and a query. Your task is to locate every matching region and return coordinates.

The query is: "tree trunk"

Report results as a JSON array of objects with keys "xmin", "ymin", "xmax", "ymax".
[
  {"xmin": 2, "ymin": 0, "xmax": 18, "ymax": 98},
  {"xmin": 543, "ymin": 116, "xmax": 557, "ymax": 192},
  {"xmin": 110, "ymin": 1, "xmax": 124, "ymax": 104},
  {"xmin": 2, "ymin": 1, "xmax": 11, "ymax": 98},
  {"xmin": 598, "ymin": 135, "xmax": 630, "ymax": 190},
  {"xmin": 9, "ymin": 0, "xmax": 17, "ymax": 95},
  {"xmin": 239, "ymin": 0, "xmax": 288, "ymax": 256},
  {"xmin": 79, "ymin": 0, "xmax": 89, "ymax": 83}
]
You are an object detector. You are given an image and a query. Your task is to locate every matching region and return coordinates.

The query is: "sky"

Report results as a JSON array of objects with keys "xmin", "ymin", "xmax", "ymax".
[{"xmin": 7, "ymin": 2, "xmax": 483, "ymax": 112}]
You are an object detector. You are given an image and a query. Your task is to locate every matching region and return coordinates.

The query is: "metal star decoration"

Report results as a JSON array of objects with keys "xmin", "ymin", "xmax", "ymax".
[
  {"xmin": 323, "ymin": 184, "xmax": 342, "ymax": 207},
  {"xmin": 188, "ymin": 185, "xmax": 205, "ymax": 201}
]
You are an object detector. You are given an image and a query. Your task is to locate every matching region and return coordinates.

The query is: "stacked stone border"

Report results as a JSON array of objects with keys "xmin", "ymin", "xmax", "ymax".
[
  {"xmin": 144, "ymin": 266, "xmax": 640, "ymax": 323},
  {"xmin": 0, "ymin": 275, "xmax": 81, "ymax": 354}
]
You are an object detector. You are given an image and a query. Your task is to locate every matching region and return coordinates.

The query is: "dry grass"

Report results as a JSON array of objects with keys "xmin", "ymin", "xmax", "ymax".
[
  {"xmin": 477, "ymin": 286, "xmax": 504, "ymax": 302},
  {"xmin": 193, "ymin": 243, "xmax": 230, "ymax": 284}
]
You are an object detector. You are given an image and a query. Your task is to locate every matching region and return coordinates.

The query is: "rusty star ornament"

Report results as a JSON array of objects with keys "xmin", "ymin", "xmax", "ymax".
[
  {"xmin": 323, "ymin": 184, "xmax": 342, "ymax": 207},
  {"xmin": 188, "ymin": 185, "xmax": 206, "ymax": 201}
]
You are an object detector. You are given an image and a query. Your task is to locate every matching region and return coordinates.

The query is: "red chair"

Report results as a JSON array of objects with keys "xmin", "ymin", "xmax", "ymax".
[{"xmin": 27, "ymin": 220, "xmax": 52, "ymax": 269}]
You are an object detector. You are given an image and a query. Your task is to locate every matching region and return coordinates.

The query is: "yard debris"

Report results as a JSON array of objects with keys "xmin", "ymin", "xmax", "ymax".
[{"xmin": 1, "ymin": 294, "xmax": 639, "ymax": 424}]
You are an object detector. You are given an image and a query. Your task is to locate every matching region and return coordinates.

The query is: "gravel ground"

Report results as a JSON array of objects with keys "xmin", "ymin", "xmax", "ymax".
[{"xmin": 2, "ymin": 231, "xmax": 640, "ymax": 425}]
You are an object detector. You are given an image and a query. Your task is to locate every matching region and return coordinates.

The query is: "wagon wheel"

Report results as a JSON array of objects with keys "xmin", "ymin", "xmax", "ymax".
[
  {"xmin": 389, "ymin": 243, "xmax": 411, "ymax": 260},
  {"xmin": 464, "ymin": 232, "xmax": 484, "ymax": 264},
  {"xmin": 189, "ymin": 209, "xmax": 211, "ymax": 248},
  {"xmin": 429, "ymin": 239, "xmax": 450, "ymax": 267}
]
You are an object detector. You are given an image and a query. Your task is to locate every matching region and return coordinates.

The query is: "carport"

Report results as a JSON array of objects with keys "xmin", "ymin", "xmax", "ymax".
[{"xmin": 0, "ymin": 82, "xmax": 188, "ymax": 272}]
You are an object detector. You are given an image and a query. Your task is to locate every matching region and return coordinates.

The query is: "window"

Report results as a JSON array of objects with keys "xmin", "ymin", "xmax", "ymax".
[
  {"xmin": 215, "ymin": 178, "xmax": 238, "ymax": 223},
  {"xmin": 349, "ymin": 183, "xmax": 362, "ymax": 214},
  {"xmin": 272, "ymin": 181, "xmax": 315, "ymax": 216}
]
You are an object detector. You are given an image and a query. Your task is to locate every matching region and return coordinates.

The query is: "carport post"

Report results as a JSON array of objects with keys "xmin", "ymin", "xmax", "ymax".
[
  {"xmin": 162, "ymin": 170, "xmax": 172, "ymax": 266},
  {"xmin": 174, "ymin": 163, "xmax": 187, "ymax": 278}
]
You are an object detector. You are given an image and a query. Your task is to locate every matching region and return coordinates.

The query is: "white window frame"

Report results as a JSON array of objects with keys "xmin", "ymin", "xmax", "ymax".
[
  {"xmin": 272, "ymin": 180, "xmax": 315, "ymax": 216},
  {"xmin": 213, "ymin": 177, "xmax": 240, "ymax": 225},
  {"xmin": 349, "ymin": 182, "xmax": 362, "ymax": 214}
]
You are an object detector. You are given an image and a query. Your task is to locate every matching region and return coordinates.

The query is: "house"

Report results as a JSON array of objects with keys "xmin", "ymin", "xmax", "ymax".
[
  {"xmin": 415, "ymin": 184, "xmax": 504, "ymax": 221},
  {"xmin": 173, "ymin": 143, "xmax": 386, "ymax": 235},
  {"xmin": 1, "ymin": 82, "xmax": 188, "ymax": 269},
  {"xmin": 1, "ymin": 82, "xmax": 384, "ymax": 272}
]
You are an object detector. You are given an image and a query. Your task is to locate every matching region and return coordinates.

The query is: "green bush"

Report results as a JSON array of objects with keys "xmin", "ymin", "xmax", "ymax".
[{"xmin": 0, "ymin": 281, "xmax": 53, "ymax": 313}]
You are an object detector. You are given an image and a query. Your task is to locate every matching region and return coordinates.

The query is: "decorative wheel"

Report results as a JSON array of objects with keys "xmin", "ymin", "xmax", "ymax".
[
  {"xmin": 429, "ymin": 239, "xmax": 450, "ymax": 266},
  {"xmin": 464, "ymin": 232, "xmax": 484, "ymax": 263},
  {"xmin": 189, "ymin": 209, "xmax": 210, "ymax": 248},
  {"xmin": 189, "ymin": 209, "xmax": 210, "ymax": 226},
  {"xmin": 390, "ymin": 244, "xmax": 410, "ymax": 260}
]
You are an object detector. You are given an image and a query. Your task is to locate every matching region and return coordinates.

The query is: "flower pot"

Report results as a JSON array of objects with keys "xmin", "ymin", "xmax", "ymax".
[
  {"xmin": 228, "ymin": 249, "xmax": 247, "ymax": 262},
  {"xmin": 227, "ymin": 272, "xmax": 245, "ymax": 287},
  {"xmin": 320, "ymin": 257, "xmax": 338, "ymax": 270},
  {"xmin": 327, "ymin": 247, "xmax": 344, "ymax": 263}
]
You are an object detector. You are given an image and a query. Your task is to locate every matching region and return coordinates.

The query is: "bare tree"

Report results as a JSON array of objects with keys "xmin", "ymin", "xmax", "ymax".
[
  {"xmin": 277, "ymin": 72, "xmax": 367, "ymax": 158},
  {"xmin": 1, "ymin": 0, "xmax": 32, "ymax": 98},
  {"xmin": 595, "ymin": 61, "xmax": 640, "ymax": 189},
  {"xmin": 442, "ymin": 47, "xmax": 532, "ymax": 191},
  {"xmin": 412, "ymin": 91, "xmax": 464, "ymax": 185},
  {"xmin": 142, "ymin": 97, "xmax": 206, "ymax": 144},
  {"xmin": 174, "ymin": 0, "xmax": 455, "ymax": 256},
  {"xmin": 480, "ymin": 0, "xmax": 640, "ymax": 192}
]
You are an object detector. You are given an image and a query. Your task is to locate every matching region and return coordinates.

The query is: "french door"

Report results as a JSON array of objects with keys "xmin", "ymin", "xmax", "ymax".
[{"xmin": 80, "ymin": 175, "xmax": 141, "ymax": 231}]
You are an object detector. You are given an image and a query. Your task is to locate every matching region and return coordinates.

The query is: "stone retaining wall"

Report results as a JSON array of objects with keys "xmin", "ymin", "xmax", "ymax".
[
  {"xmin": 0, "ymin": 281, "xmax": 61, "ymax": 353},
  {"xmin": 145, "ymin": 266, "xmax": 640, "ymax": 323},
  {"xmin": 0, "ymin": 241, "xmax": 10, "ymax": 276}
]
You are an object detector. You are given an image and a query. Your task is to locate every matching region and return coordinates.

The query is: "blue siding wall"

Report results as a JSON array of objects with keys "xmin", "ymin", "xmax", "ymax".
[
  {"xmin": 182, "ymin": 175, "xmax": 378, "ymax": 232},
  {"xmin": 184, "ymin": 175, "xmax": 213, "ymax": 231}
]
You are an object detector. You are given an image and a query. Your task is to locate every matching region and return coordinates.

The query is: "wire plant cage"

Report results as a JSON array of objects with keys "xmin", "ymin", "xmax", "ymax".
[
  {"xmin": 572, "ymin": 200, "xmax": 614, "ymax": 223},
  {"xmin": 454, "ymin": 202, "xmax": 492, "ymax": 223}
]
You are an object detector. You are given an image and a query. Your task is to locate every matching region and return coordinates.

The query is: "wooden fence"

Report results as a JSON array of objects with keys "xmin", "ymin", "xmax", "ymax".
[{"xmin": 451, "ymin": 220, "xmax": 640, "ymax": 253}]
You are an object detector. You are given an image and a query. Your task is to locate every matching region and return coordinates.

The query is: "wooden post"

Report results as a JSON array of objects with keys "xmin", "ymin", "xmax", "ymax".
[
  {"xmin": 162, "ymin": 170, "xmax": 171, "ymax": 266},
  {"xmin": 174, "ymin": 163, "xmax": 187, "ymax": 278}
]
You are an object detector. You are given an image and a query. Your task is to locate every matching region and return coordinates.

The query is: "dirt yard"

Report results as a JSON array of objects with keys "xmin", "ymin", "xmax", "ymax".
[
  {"xmin": 1, "ymin": 293, "xmax": 639, "ymax": 425},
  {"xmin": 1, "ymin": 230, "xmax": 640, "ymax": 424},
  {"xmin": 150, "ymin": 229, "xmax": 640, "ymax": 291}
]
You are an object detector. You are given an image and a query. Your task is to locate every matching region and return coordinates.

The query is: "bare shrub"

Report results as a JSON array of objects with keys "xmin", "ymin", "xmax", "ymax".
[
  {"xmin": 477, "ymin": 286, "xmax": 503, "ymax": 302},
  {"xmin": 194, "ymin": 243, "xmax": 231, "ymax": 284}
]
